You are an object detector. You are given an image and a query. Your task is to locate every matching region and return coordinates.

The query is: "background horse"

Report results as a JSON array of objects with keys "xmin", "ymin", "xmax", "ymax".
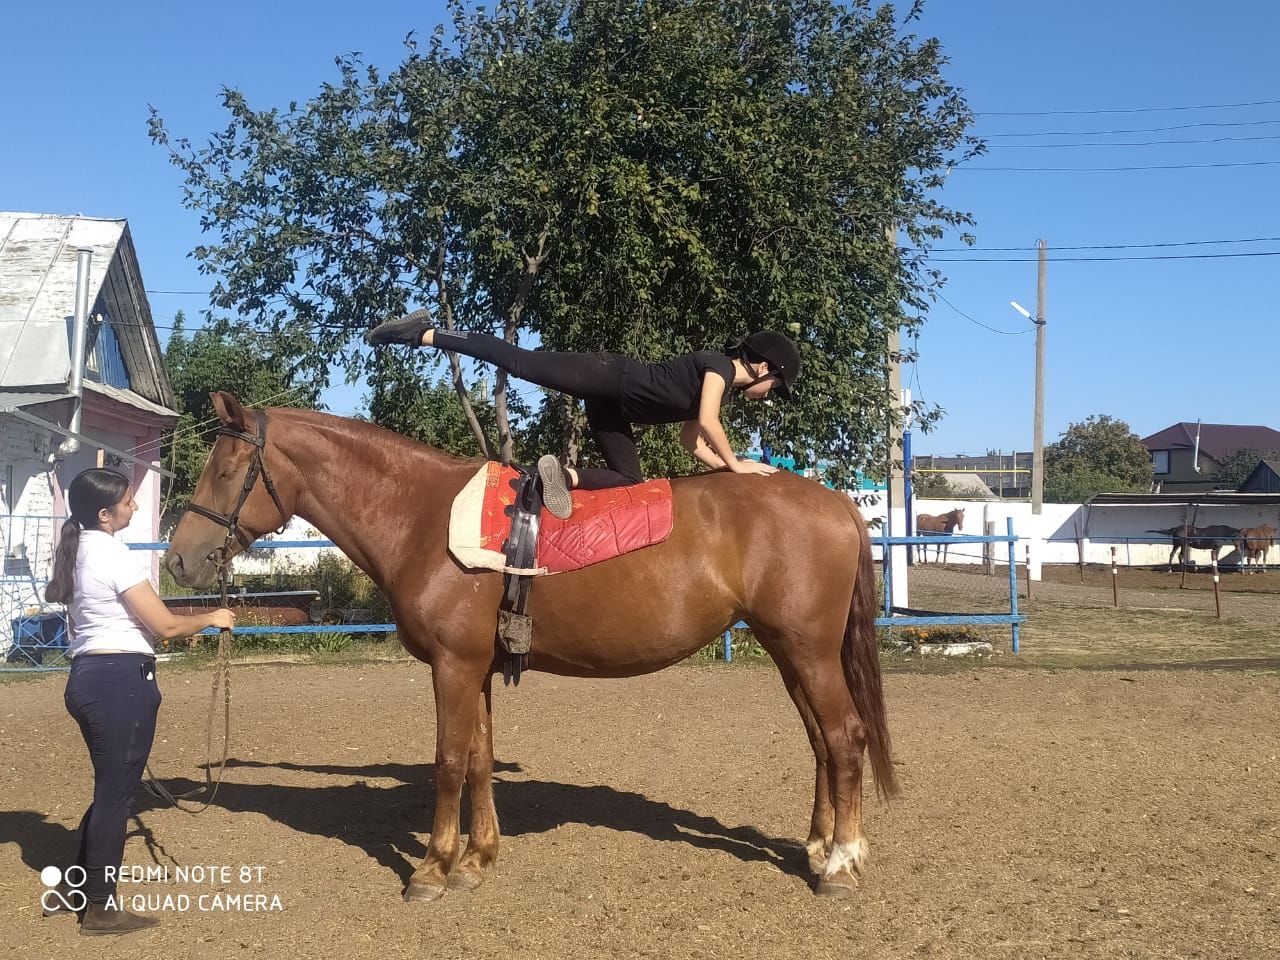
[
  {"xmin": 1237, "ymin": 524, "xmax": 1277, "ymax": 573},
  {"xmin": 915, "ymin": 508, "xmax": 964, "ymax": 563},
  {"xmin": 164, "ymin": 393, "xmax": 895, "ymax": 902},
  {"xmin": 1146, "ymin": 525, "xmax": 1242, "ymax": 570}
]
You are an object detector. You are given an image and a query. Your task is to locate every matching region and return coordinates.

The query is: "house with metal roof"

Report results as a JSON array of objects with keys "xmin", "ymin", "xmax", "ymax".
[
  {"xmin": 1, "ymin": 212, "xmax": 178, "ymax": 651},
  {"xmin": 1141, "ymin": 422, "xmax": 1280, "ymax": 493}
]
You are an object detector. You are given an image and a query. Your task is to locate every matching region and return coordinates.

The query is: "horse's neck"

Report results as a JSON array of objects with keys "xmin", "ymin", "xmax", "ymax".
[{"xmin": 274, "ymin": 415, "xmax": 472, "ymax": 585}]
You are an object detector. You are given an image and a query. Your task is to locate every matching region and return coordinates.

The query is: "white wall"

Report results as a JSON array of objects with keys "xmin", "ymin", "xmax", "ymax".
[
  {"xmin": 1, "ymin": 419, "xmax": 58, "ymax": 655},
  {"xmin": 855, "ymin": 495, "xmax": 1280, "ymax": 568}
]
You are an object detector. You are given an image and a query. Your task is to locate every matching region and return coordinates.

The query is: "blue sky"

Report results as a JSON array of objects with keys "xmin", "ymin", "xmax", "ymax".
[{"xmin": 3, "ymin": 1, "xmax": 1278, "ymax": 455}]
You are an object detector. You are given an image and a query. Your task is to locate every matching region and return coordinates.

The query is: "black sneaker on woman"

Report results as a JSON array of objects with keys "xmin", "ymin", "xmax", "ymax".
[
  {"xmin": 366, "ymin": 309, "xmax": 433, "ymax": 347},
  {"xmin": 537, "ymin": 455, "xmax": 573, "ymax": 520}
]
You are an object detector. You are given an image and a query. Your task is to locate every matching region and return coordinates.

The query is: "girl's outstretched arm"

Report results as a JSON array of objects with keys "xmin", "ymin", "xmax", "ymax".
[{"xmin": 696, "ymin": 373, "xmax": 775, "ymax": 476}]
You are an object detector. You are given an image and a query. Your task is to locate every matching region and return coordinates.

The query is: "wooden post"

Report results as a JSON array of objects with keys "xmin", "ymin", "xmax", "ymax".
[
  {"xmin": 1211, "ymin": 558, "xmax": 1222, "ymax": 619},
  {"xmin": 1077, "ymin": 535, "xmax": 1085, "ymax": 583},
  {"xmin": 1110, "ymin": 546, "xmax": 1119, "ymax": 607},
  {"xmin": 984, "ymin": 520, "xmax": 995, "ymax": 575}
]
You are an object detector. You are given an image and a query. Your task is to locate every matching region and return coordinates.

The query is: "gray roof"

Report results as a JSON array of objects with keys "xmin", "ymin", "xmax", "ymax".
[
  {"xmin": 0, "ymin": 212, "xmax": 174, "ymax": 410},
  {"xmin": 0, "ymin": 389, "xmax": 74, "ymax": 411}
]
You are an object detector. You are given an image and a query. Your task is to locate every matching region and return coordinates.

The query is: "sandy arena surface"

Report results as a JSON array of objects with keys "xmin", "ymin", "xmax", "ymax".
[{"xmin": 2, "ymin": 661, "xmax": 1277, "ymax": 959}]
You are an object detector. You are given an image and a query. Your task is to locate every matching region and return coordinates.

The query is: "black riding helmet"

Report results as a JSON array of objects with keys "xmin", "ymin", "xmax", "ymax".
[{"xmin": 735, "ymin": 331, "xmax": 801, "ymax": 400}]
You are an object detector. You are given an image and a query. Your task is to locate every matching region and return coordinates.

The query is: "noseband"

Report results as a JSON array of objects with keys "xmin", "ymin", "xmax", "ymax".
[{"xmin": 186, "ymin": 409, "xmax": 288, "ymax": 560}]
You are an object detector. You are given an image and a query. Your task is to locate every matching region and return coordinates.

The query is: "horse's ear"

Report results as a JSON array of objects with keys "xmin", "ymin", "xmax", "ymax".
[{"xmin": 211, "ymin": 392, "xmax": 249, "ymax": 432}]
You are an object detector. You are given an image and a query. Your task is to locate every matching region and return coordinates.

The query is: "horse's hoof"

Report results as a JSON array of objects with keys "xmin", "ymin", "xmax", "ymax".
[
  {"xmin": 403, "ymin": 881, "xmax": 447, "ymax": 903},
  {"xmin": 446, "ymin": 869, "xmax": 485, "ymax": 892},
  {"xmin": 815, "ymin": 879, "xmax": 857, "ymax": 899}
]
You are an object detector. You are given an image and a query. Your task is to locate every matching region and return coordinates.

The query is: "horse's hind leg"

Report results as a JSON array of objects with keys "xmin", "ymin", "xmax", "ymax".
[
  {"xmin": 405, "ymin": 658, "xmax": 487, "ymax": 902},
  {"xmin": 767, "ymin": 651, "xmax": 833, "ymax": 874},
  {"xmin": 449, "ymin": 677, "xmax": 499, "ymax": 892},
  {"xmin": 763, "ymin": 620, "xmax": 870, "ymax": 898},
  {"xmin": 794, "ymin": 659, "xmax": 869, "ymax": 897}
]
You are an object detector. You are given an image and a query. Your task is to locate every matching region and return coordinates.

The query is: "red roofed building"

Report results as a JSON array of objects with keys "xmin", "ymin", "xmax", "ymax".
[{"xmin": 1141, "ymin": 422, "xmax": 1280, "ymax": 492}]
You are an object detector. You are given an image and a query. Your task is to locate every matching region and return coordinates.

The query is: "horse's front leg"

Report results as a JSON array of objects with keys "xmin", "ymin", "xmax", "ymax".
[
  {"xmin": 405, "ymin": 657, "xmax": 487, "ymax": 902},
  {"xmin": 448, "ymin": 677, "xmax": 499, "ymax": 892}
]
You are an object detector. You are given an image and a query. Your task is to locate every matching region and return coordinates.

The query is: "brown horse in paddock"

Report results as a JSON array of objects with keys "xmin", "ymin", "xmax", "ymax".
[
  {"xmin": 915, "ymin": 508, "xmax": 964, "ymax": 563},
  {"xmin": 164, "ymin": 393, "xmax": 895, "ymax": 902},
  {"xmin": 1146, "ymin": 525, "xmax": 1242, "ymax": 570},
  {"xmin": 1237, "ymin": 524, "xmax": 1277, "ymax": 573}
]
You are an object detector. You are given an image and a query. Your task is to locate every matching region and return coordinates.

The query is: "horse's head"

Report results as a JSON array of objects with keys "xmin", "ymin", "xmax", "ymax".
[
  {"xmin": 951, "ymin": 508, "xmax": 965, "ymax": 531},
  {"xmin": 164, "ymin": 392, "xmax": 294, "ymax": 589}
]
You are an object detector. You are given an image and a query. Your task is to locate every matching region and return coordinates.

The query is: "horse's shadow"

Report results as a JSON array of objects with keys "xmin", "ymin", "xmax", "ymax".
[{"xmin": 70, "ymin": 757, "xmax": 802, "ymax": 886}]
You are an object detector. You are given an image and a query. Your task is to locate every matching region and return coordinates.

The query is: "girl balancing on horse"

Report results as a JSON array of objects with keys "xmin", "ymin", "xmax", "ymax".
[{"xmin": 365, "ymin": 311, "xmax": 801, "ymax": 519}]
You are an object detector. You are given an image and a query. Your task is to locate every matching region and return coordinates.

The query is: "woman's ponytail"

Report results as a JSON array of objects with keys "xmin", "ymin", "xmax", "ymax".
[{"xmin": 45, "ymin": 519, "xmax": 81, "ymax": 604}]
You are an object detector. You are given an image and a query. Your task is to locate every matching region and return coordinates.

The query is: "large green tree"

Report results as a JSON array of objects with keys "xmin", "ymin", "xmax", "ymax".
[
  {"xmin": 162, "ymin": 312, "xmax": 319, "ymax": 526},
  {"xmin": 1043, "ymin": 414, "xmax": 1153, "ymax": 502},
  {"xmin": 150, "ymin": 0, "xmax": 980, "ymax": 483}
]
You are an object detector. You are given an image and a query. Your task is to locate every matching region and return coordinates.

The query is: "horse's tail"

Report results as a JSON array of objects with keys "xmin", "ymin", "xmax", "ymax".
[{"xmin": 845, "ymin": 509, "xmax": 898, "ymax": 800}]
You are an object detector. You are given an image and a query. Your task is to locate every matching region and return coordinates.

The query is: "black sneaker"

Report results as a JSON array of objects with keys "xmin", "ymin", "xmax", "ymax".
[
  {"xmin": 537, "ymin": 455, "xmax": 573, "ymax": 520},
  {"xmin": 365, "ymin": 309, "xmax": 433, "ymax": 347},
  {"xmin": 79, "ymin": 902, "xmax": 160, "ymax": 936}
]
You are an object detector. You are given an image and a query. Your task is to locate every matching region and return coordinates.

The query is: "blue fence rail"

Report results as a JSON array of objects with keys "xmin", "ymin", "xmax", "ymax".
[
  {"xmin": 7, "ymin": 525, "xmax": 1026, "ymax": 670},
  {"xmin": 877, "ymin": 517, "xmax": 1025, "ymax": 654}
]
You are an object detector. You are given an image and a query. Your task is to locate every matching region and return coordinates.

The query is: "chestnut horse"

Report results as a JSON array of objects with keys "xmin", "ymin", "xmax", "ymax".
[
  {"xmin": 164, "ymin": 393, "xmax": 895, "ymax": 902},
  {"xmin": 915, "ymin": 508, "xmax": 965, "ymax": 563},
  {"xmin": 1237, "ymin": 524, "xmax": 1277, "ymax": 573}
]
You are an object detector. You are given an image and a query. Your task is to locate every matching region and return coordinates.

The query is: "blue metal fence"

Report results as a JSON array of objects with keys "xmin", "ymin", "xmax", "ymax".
[{"xmin": 7, "ymin": 525, "xmax": 1026, "ymax": 670}]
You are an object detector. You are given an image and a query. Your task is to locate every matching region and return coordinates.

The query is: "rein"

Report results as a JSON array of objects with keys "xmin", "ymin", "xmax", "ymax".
[{"xmin": 144, "ymin": 409, "xmax": 286, "ymax": 813}]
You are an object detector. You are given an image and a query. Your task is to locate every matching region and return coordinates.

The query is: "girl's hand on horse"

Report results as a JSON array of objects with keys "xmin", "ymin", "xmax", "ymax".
[{"xmin": 733, "ymin": 459, "xmax": 778, "ymax": 476}]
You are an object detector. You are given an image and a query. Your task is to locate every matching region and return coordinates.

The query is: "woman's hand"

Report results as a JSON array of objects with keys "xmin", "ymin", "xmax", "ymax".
[
  {"xmin": 208, "ymin": 608, "xmax": 236, "ymax": 631},
  {"xmin": 732, "ymin": 459, "xmax": 778, "ymax": 476}
]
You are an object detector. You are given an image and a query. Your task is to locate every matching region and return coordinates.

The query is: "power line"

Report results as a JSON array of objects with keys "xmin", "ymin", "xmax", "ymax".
[
  {"xmin": 918, "ymin": 236, "xmax": 1280, "ymax": 253},
  {"xmin": 980, "ymin": 98, "xmax": 1280, "ymax": 116},
  {"xmin": 931, "ymin": 250, "xmax": 1280, "ymax": 263},
  {"xmin": 958, "ymin": 160, "xmax": 1280, "ymax": 172},
  {"xmin": 989, "ymin": 133, "xmax": 1280, "ymax": 148},
  {"xmin": 985, "ymin": 118, "xmax": 1280, "ymax": 137},
  {"xmin": 934, "ymin": 293, "xmax": 1034, "ymax": 336}
]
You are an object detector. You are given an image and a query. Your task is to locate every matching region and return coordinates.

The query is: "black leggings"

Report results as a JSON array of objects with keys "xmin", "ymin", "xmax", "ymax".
[
  {"xmin": 63, "ymin": 652, "xmax": 161, "ymax": 904},
  {"xmin": 434, "ymin": 331, "xmax": 643, "ymax": 489}
]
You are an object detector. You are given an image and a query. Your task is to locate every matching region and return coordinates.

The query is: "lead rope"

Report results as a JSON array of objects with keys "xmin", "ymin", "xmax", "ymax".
[{"xmin": 142, "ymin": 547, "xmax": 234, "ymax": 814}]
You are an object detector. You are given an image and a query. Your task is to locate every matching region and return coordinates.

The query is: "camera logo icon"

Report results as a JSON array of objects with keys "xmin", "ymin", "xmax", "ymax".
[{"xmin": 40, "ymin": 865, "xmax": 88, "ymax": 913}]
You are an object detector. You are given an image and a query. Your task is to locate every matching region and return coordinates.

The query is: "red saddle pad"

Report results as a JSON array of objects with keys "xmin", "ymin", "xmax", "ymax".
[{"xmin": 477, "ymin": 463, "xmax": 673, "ymax": 574}]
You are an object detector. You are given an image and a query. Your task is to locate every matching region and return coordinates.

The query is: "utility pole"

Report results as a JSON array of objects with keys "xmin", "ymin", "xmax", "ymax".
[
  {"xmin": 1032, "ymin": 239, "xmax": 1047, "ymax": 515},
  {"xmin": 886, "ymin": 224, "xmax": 905, "ymax": 512}
]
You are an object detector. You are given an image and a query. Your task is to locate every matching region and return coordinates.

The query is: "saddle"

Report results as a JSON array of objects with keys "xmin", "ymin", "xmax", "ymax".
[{"xmin": 448, "ymin": 462, "xmax": 674, "ymax": 685}]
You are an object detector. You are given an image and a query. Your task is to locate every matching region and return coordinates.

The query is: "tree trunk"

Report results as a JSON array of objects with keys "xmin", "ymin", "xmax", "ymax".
[
  {"xmin": 495, "ymin": 223, "xmax": 552, "ymax": 465},
  {"xmin": 433, "ymin": 242, "xmax": 494, "ymax": 460}
]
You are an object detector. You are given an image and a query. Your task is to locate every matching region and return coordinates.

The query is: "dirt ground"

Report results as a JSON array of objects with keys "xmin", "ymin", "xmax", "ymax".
[{"xmin": 2, "ymin": 660, "xmax": 1277, "ymax": 959}]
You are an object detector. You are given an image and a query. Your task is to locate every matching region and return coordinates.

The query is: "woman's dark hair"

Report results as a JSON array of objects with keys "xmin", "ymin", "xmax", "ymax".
[{"xmin": 45, "ymin": 468, "xmax": 131, "ymax": 604}]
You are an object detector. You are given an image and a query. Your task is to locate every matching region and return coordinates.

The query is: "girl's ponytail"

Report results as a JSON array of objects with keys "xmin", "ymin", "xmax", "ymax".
[{"xmin": 44, "ymin": 519, "xmax": 81, "ymax": 604}]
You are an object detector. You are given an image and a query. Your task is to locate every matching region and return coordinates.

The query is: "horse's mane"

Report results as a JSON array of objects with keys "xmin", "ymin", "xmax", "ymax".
[{"xmin": 268, "ymin": 405, "xmax": 484, "ymax": 471}]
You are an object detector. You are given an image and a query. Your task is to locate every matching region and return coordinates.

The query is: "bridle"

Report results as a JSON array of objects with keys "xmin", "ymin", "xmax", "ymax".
[{"xmin": 186, "ymin": 408, "xmax": 288, "ymax": 562}]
